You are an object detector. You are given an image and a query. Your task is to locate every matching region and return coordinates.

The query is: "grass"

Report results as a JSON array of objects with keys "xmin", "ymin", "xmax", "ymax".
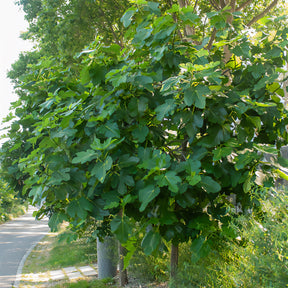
[
  {"xmin": 52, "ymin": 279, "xmax": 109, "ymax": 288},
  {"xmin": 22, "ymin": 228, "xmax": 97, "ymax": 274}
]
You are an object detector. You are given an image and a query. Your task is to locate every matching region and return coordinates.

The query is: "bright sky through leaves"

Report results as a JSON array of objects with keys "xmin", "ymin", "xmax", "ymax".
[{"xmin": 0, "ymin": 1, "xmax": 33, "ymax": 133}]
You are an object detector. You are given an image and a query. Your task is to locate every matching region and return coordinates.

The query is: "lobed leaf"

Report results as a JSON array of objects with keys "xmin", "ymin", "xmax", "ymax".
[{"xmin": 139, "ymin": 185, "xmax": 160, "ymax": 212}]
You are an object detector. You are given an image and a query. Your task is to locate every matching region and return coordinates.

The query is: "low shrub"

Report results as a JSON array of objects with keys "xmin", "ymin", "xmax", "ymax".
[
  {"xmin": 0, "ymin": 177, "xmax": 27, "ymax": 223},
  {"xmin": 174, "ymin": 188, "xmax": 288, "ymax": 288},
  {"xmin": 128, "ymin": 246, "xmax": 170, "ymax": 283}
]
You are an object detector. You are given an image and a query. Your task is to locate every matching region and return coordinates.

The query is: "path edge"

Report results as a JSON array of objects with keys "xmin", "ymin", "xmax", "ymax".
[
  {"xmin": 13, "ymin": 207, "xmax": 49, "ymax": 288},
  {"xmin": 13, "ymin": 234, "xmax": 48, "ymax": 288}
]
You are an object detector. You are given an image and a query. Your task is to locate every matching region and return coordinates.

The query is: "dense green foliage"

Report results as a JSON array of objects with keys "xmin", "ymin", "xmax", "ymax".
[
  {"xmin": 1, "ymin": 0, "xmax": 288, "ymax": 271},
  {"xmin": 174, "ymin": 187, "xmax": 288, "ymax": 287},
  {"xmin": 17, "ymin": 0, "xmax": 130, "ymax": 57}
]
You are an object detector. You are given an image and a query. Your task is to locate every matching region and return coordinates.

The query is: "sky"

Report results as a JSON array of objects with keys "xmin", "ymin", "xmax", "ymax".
[{"xmin": 0, "ymin": 1, "xmax": 33, "ymax": 137}]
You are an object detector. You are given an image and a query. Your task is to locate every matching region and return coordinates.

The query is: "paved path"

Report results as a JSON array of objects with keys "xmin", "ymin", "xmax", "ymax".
[
  {"xmin": 0, "ymin": 207, "xmax": 49, "ymax": 288},
  {"xmin": 20, "ymin": 264, "xmax": 98, "ymax": 287}
]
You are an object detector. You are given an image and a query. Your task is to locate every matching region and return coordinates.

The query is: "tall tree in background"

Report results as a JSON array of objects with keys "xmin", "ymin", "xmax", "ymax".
[
  {"xmin": 7, "ymin": 0, "xmax": 130, "ymax": 82},
  {"xmin": 17, "ymin": 0, "xmax": 130, "ymax": 56},
  {"xmin": 1, "ymin": 0, "xmax": 288, "ymax": 283}
]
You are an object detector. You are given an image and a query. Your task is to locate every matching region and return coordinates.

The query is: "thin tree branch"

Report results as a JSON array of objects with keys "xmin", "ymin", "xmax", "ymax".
[
  {"xmin": 223, "ymin": 0, "xmax": 236, "ymax": 85},
  {"xmin": 236, "ymin": 0, "xmax": 253, "ymax": 12},
  {"xmin": 178, "ymin": 0, "xmax": 186, "ymax": 8},
  {"xmin": 219, "ymin": 0, "xmax": 228, "ymax": 9},
  {"xmin": 171, "ymin": 0, "xmax": 183, "ymax": 40},
  {"xmin": 193, "ymin": 0, "xmax": 199, "ymax": 13},
  {"xmin": 97, "ymin": 6, "xmax": 123, "ymax": 47},
  {"xmin": 209, "ymin": 0, "xmax": 220, "ymax": 10},
  {"xmin": 227, "ymin": 0, "xmax": 236, "ymax": 24},
  {"xmin": 207, "ymin": 0, "xmax": 235, "ymax": 50},
  {"xmin": 230, "ymin": 0, "xmax": 236, "ymax": 12},
  {"xmin": 206, "ymin": 27, "xmax": 217, "ymax": 50},
  {"xmin": 247, "ymin": 0, "xmax": 278, "ymax": 27},
  {"xmin": 283, "ymin": 61, "xmax": 288, "ymax": 107}
]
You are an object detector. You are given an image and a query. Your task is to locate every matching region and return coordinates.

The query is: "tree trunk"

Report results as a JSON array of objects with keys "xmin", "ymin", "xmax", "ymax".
[
  {"xmin": 177, "ymin": 0, "xmax": 196, "ymax": 42},
  {"xmin": 97, "ymin": 236, "xmax": 118, "ymax": 279},
  {"xmin": 170, "ymin": 243, "xmax": 179, "ymax": 279},
  {"xmin": 283, "ymin": 61, "xmax": 288, "ymax": 107},
  {"xmin": 119, "ymin": 242, "xmax": 128, "ymax": 286}
]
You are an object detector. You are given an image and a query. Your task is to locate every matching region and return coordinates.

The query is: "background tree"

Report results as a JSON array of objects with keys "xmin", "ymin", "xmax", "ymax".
[
  {"xmin": 1, "ymin": 0, "xmax": 288, "ymax": 284},
  {"xmin": 17, "ymin": 0, "xmax": 130, "ymax": 57}
]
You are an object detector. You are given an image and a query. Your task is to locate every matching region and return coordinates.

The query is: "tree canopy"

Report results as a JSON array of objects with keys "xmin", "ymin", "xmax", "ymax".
[
  {"xmin": 17, "ymin": 0, "xmax": 130, "ymax": 56},
  {"xmin": 1, "ymin": 0, "xmax": 288, "ymax": 264}
]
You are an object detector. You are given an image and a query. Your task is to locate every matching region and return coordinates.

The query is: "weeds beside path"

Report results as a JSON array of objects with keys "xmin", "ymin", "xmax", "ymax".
[{"xmin": 0, "ymin": 202, "xmax": 27, "ymax": 225}]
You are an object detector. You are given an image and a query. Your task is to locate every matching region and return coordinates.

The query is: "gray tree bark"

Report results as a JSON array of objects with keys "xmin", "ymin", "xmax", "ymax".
[
  {"xmin": 97, "ymin": 236, "xmax": 118, "ymax": 279},
  {"xmin": 119, "ymin": 242, "xmax": 128, "ymax": 286},
  {"xmin": 170, "ymin": 243, "xmax": 179, "ymax": 279}
]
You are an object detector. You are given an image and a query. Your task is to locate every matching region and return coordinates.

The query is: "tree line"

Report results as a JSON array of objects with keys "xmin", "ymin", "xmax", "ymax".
[{"xmin": 1, "ymin": 0, "xmax": 288, "ymax": 284}]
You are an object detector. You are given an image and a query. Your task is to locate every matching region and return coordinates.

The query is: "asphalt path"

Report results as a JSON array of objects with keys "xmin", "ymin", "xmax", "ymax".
[{"xmin": 0, "ymin": 207, "xmax": 49, "ymax": 288}]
